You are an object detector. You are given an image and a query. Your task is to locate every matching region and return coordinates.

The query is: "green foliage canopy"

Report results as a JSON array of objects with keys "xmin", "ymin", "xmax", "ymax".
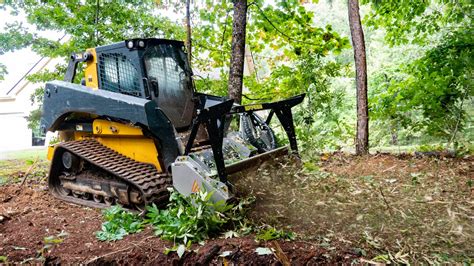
[
  {"xmin": 364, "ymin": 0, "xmax": 473, "ymax": 146},
  {"xmin": 193, "ymin": 0, "xmax": 349, "ymax": 99}
]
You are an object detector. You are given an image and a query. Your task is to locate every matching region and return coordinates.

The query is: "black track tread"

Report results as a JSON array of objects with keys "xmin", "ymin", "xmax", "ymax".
[{"xmin": 56, "ymin": 139, "xmax": 171, "ymax": 208}]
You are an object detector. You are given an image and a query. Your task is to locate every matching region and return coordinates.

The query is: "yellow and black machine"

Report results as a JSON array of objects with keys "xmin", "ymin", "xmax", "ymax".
[{"xmin": 41, "ymin": 38, "xmax": 304, "ymax": 210}]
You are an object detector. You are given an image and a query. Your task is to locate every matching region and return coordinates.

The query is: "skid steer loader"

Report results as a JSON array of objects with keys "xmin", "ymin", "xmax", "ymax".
[{"xmin": 40, "ymin": 38, "xmax": 304, "ymax": 210}]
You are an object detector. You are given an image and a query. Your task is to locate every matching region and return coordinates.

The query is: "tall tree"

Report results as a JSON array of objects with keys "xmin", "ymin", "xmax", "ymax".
[
  {"xmin": 185, "ymin": 0, "xmax": 192, "ymax": 65},
  {"xmin": 348, "ymin": 0, "xmax": 368, "ymax": 155},
  {"xmin": 227, "ymin": 0, "xmax": 248, "ymax": 104}
]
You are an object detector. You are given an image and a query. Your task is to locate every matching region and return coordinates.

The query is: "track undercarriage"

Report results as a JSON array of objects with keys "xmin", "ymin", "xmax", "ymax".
[{"xmin": 48, "ymin": 139, "xmax": 171, "ymax": 210}]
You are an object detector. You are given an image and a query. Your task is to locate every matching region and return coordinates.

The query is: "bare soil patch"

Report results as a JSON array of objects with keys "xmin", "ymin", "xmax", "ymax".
[{"xmin": 0, "ymin": 177, "xmax": 354, "ymax": 264}]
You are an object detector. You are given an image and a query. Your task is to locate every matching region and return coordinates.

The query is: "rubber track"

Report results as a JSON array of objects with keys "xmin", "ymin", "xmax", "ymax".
[{"xmin": 58, "ymin": 139, "xmax": 171, "ymax": 207}]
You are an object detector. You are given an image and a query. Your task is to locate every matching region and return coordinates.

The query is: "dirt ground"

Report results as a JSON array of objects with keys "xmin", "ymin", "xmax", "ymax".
[
  {"xmin": 233, "ymin": 152, "xmax": 474, "ymax": 263},
  {"xmin": 1, "ymin": 152, "xmax": 473, "ymax": 264},
  {"xmin": 0, "ymin": 183, "xmax": 355, "ymax": 264},
  {"xmin": 0, "ymin": 160, "xmax": 356, "ymax": 264},
  {"xmin": 0, "ymin": 185, "xmax": 357, "ymax": 264}
]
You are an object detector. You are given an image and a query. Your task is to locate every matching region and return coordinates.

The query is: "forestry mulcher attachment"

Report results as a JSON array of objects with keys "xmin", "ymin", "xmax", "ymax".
[{"xmin": 41, "ymin": 38, "xmax": 304, "ymax": 210}]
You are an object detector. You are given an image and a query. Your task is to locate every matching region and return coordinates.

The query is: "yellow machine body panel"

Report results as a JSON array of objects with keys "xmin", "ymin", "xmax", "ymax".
[
  {"xmin": 92, "ymin": 119, "xmax": 162, "ymax": 171},
  {"xmin": 84, "ymin": 48, "xmax": 99, "ymax": 90},
  {"xmin": 95, "ymin": 137, "xmax": 162, "ymax": 171},
  {"xmin": 92, "ymin": 120, "xmax": 143, "ymax": 136},
  {"xmin": 47, "ymin": 119, "xmax": 162, "ymax": 172},
  {"xmin": 47, "ymin": 145, "xmax": 55, "ymax": 161}
]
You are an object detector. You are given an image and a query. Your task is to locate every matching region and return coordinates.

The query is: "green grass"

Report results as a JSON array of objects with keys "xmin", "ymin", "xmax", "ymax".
[
  {"xmin": 0, "ymin": 148, "xmax": 48, "ymax": 186},
  {"xmin": 0, "ymin": 148, "xmax": 47, "ymax": 160},
  {"xmin": 0, "ymin": 160, "xmax": 29, "ymax": 184},
  {"xmin": 0, "ymin": 159, "xmax": 49, "ymax": 185},
  {"xmin": 371, "ymin": 145, "xmax": 419, "ymax": 153}
]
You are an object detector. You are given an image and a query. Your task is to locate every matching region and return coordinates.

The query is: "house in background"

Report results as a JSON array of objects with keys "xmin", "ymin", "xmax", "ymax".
[
  {"xmin": 0, "ymin": 56, "xmax": 59, "ymax": 152},
  {"xmin": 0, "ymin": 9, "xmax": 66, "ymax": 152}
]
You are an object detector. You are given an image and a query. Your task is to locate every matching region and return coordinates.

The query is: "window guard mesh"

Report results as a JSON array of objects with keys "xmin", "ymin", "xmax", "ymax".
[{"xmin": 98, "ymin": 53, "xmax": 141, "ymax": 96}]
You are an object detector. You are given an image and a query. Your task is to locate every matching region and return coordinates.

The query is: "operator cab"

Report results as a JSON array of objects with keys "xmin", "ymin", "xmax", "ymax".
[{"xmin": 77, "ymin": 38, "xmax": 195, "ymax": 130}]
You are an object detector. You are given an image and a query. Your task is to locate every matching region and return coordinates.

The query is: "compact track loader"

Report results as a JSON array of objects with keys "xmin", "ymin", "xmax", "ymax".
[{"xmin": 41, "ymin": 38, "xmax": 304, "ymax": 210}]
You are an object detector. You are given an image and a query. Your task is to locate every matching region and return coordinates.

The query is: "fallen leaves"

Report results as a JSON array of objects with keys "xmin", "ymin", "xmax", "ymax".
[{"xmin": 255, "ymin": 247, "xmax": 273, "ymax": 255}]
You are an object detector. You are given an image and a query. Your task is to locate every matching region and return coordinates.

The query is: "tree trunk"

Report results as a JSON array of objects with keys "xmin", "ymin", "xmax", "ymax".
[
  {"xmin": 227, "ymin": 0, "xmax": 248, "ymax": 105},
  {"xmin": 185, "ymin": 0, "xmax": 192, "ymax": 65},
  {"xmin": 348, "ymin": 0, "xmax": 369, "ymax": 155}
]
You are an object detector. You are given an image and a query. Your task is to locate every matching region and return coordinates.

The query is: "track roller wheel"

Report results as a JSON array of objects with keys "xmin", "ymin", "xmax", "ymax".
[
  {"xmin": 93, "ymin": 194, "xmax": 103, "ymax": 203},
  {"xmin": 104, "ymin": 197, "xmax": 115, "ymax": 206},
  {"xmin": 57, "ymin": 186, "xmax": 71, "ymax": 197},
  {"xmin": 61, "ymin": 151, "xmax": 81, "ymax": 172},
  {"xmin": 82, "ymin": 193, "xmax": 91, "ymax": 200}
]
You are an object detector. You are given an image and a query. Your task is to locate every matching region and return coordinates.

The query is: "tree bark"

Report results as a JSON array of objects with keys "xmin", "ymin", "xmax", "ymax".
[
  {"xmin": 348, "ymin": 0, "xmax": 369, "ymax": 155},
  {"xmin": 185, "ymin": 0, "xmax": 192, "ymax": 65},
  {"xmin": 227, "ymin": 0, "xmax": 248, "ymax": 105}
]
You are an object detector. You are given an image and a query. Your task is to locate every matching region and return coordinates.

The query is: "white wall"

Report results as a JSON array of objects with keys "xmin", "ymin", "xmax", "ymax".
[
  {"xmin": 0, "ymin": 55, "xmax": 61, "ymax": 152},
  {"xmin": 0, "ymin": 80, "xmax": 44, "ymax": 152},
  {"xmin": 0, "ymin": 113, "xmax": 32, "ymax": 151}
]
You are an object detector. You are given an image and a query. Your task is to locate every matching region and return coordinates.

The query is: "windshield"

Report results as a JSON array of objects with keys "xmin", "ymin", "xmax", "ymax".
[
  {"xmin": 143, "ymin": 42, "xmax": 195, "ymax": 129},
  {"xmin": 143, "ymin": 43, "xmax": 191, "ymax": 97}
]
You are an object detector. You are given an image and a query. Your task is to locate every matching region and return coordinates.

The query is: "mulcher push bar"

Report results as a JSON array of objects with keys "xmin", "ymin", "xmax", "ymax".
[{"xmin": 184, "ymin": 93, "xmax": 306, "ymax": 184}]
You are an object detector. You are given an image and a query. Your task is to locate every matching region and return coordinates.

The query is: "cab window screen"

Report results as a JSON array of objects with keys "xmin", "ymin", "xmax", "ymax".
[
  {"xmin": 144, "ymin": 44, "xmax": 188, "ymax": 98},
  {"xmin": 99, "ymin": 53, "xmax": 141, "ymax": 96}
]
